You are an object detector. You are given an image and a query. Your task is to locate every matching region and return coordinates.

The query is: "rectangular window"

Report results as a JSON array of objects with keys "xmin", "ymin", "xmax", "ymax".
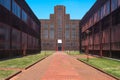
[
  {"xmin": 33, "ymin": 22, "xmax": 39, "ymax": 34},
  {"xmin": 27, "ymin": 16, "xmax": 33, "ymax": 26},
  {"xmin": 71, "ymin": 24, "xmax": 76, "ymax": 30},
  {"xmin": 12, "ymin": 28, "xmax": 20, "ymax": 49},
  {"xmin": 65, "ymin": 24, "xmax": 70, "ymax": 29},
  {"xmin": 30, "ymin": 37, "xmax": 33, "ymax": 48},
  {"xmin": 22, "ymin": 10, "xmax": 27, "ymax": 23},
  {"xmin": 27, "ymin": 35, "xmax": 32, "ymax": 49},
  {"xmin": 0, "ymin": 23, "xmax": 10, "ymax": 49},
  {"xmin": 57, "ymin": 15, "xmax": 62, "ymax": 26},
  {"xmin": 71, "ymin": 30, "xmax": 76, "ymax": 39},
  {"xmin": 118, "ymin": 0, "xmax": 120, "ymax": 7},
  {"xmin": 49, "ymin": 30, "xmax": 54, "ymax": 39},
  {"xmin": 32, "ymin": 21, "xmax": 35, "ymax": 30},
  {"xmin": 43, "ymin": 24, "xmax": 48, "ymax": 29},
  {"xmin": 111, "ymin": 0, "xmax": 118, "ymax": 12},
  {"xmin": 96, "ymin": 11, "xmax": 99, "ymax": 22},
  {"xmin": 0, "ymin": 0, "xmax": 11, "ymax": 10},
  {"xmin": 32, "ymin": 37, "xmax": 35, "ymax": 48},
  {"xmin": 42, "ymin": 30, "xmax": 48, "ymax": 39},
  {"xmin": 22, "ymin": 32, "xmax": 27, "ymax": 49},
  {"xmin": 101, "ymin": 6, "xmax": 104, "ymax": 19},
  {"xmin": 89, "ymin": 17, "xmax": 93, "ymax": 26},
  {"xmin": 35, "ymin": 24, "xmax": 40, "ymax": 33},
  {"xmin": 12, "ymin": 0, "xmax": 21, "ymax": 18},
  {"xmin": 65, "ymin": 30, "xmax": 70, "ymax": 39},
  {"xmin": 58, "ymin": 27, "xmax": 62, "ymax": 32},
  {"xmin": 105, "ymin": 0, "xmax": 110, "ymax": 16},
  {"xmin": 50, "ymin": 24, "xmax": 54, "ymax": 29},
  {"xmin": 94, "ymin": 12, "xmax": 97, "ymax": 23},
  {"xmin": 98, "ymin": 9, "xmax": 101, "ymax": 20},
  {"xmin": 35, "ymin": 39, "xmax": 38, "ymax": 48},
  {"xmin": 103, "ymin": 3, "xmax": 106, "ymax": 16},
  {"xmin": 57, "ymin": 32, "xmax": 62, "ymax": 39}
]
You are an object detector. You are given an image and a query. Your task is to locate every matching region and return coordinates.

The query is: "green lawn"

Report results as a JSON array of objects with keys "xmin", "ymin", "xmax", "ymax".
[
  {"xmin": 79, "ymin": 58, "xmax": 120, "ymax": 78},
  {"xmin": 41, "ymin": 51, "xmax": 55, "ymax": 54},
  {"xmin": 0, "ymin": 51, "xmax": 54, "ymax": 80},
  {"xmin": 0, "ymin": 70, "xmax": 18, "ymax": 80},
  {"xmin": 0, "ymin": 51, "xmax": 53, "ymax": 68},
  {"xmin": 65, "ymin": 51, "xmax": 81, "ymax": 55}
]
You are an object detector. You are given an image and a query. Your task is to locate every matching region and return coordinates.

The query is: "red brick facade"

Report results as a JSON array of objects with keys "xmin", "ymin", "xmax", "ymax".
[{"xmin": 40, "ymin": 5, "xmax": 80, "ymax": 51}]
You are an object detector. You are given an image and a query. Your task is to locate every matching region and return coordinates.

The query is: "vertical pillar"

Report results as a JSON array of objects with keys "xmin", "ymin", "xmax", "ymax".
[
  {"xmin": 100, "ymin": 21, "xmax": 103, "ymax": 57},
  {"xmin": 87, "ymin": 30, "xmax": 91, "ymax": 54},
  {"xmin": 109, "ymin": 0, "xmax": 112, "ymax": 57},
  {"xmin": 79, "ymin": 25, "xmax": 82, "ymax": 53},
  {"xmin": 10, "ymin": 26, "xmax": 12, "ymax": 54},
  {"xmin": 92, "ymin": 27, "xmax": 94, "ymax": 55},
  {"xmin": 109, "ymin": 26, "xmax": 112, "ymax": 57},
  {"xmin": 9, "ymin": 0, "xmax": 13, "ymax": 57}
]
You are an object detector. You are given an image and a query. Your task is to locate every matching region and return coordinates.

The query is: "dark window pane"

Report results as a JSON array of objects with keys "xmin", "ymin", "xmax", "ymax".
[
  {"xmin": 49, "ymin": 30, "xmax": 54, "ymax": 39},
  {"xmin": 12, "ymin": 28, "xmax": 20, "ymax": 49},
  {"xmin": 111, "ymin": 0, "xmax": 118, "ymax": 12},
  {"xmin": 65, "ymin": 30, "xmax": 70, "ymax": 39},
  {"xmin": 22, "ymin": 32, "xmax": 27, "ymax": 49},
  {"xmin": 119, "ymin": 0, "xmax": 120, "ymax": 6},
  {"xmin": 22, "ymin": 10, "xmax": 27, "ymax": 22},
  {"xmin": 42, "ymin": 30, "xmax": 48, "ymax": 39},
  {"xmin": 0, "ymin": 23, "xmax": 10, "ymax": 49},
  {"xmin": 12, "ymin": 0, "xmax": 21, "ymax": 18},
  {"xmin": 0, "ymin": 0, "xmax": 11, "ymax": 10}
]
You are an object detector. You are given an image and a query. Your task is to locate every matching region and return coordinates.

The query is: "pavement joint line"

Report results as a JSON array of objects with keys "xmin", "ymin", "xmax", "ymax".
[{"xmin": 77, "ymin": 58, "xmax": 120, "ymax": 80}]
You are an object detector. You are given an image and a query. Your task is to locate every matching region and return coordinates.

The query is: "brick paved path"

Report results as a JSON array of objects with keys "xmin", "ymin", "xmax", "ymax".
[
  {"xmin": 10, "ymin": 51, "xmax": 116, "ymax": 80},
  {"xmin": 41, "ymin": 52, "xmax": 82, "ymax": 80}
]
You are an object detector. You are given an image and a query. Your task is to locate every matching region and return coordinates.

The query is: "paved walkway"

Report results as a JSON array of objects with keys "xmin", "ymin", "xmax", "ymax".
[{"xmin": 10, "ymin": 51, "xmax": 116, "ymax": 80}]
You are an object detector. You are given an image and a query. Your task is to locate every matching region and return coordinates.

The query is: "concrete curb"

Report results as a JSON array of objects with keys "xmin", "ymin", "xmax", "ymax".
[
  {"xmin": 5, "ymin": 71, "xmax": 22, "ymax": 80},
  {"xmin": 77, "ymin": 59, "xmax": 120, "ymax": 80},
  {"xmin": 25, "ymin": 57, "xmax": 47, "ymax": 70}
]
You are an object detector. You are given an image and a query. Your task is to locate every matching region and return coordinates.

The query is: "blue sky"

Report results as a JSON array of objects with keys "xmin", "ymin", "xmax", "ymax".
[{"xmin": 26, "ymin": 0, "xmax": 96, "ymax": 19}]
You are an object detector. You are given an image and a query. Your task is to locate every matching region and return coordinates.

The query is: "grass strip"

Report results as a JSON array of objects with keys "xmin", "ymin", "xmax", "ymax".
[
  {"xmin": 65, "ymin": 51, "xmax": 81, "ymax": 55},
  {"xmin": 0, "ymin": 51, "xmax": 53, "ymax": 69},
  {"xmin": 79, "ymin": 58, "xmax": 120, "ymax": 79},
  {"xmin": 0, "ymin": 70, "xmax": 18, "ymax": 80},
  {"xmin": 0, "ymin": 51, "xmax": 54, "ymax": 80}
]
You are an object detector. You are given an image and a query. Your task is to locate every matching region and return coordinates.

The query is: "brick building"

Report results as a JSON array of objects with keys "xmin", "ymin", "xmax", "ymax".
[
  {"xmin": 0, "ymin": 0, "xmax": 40, "ymax": 58},
  {"xmin": 40, "ymin": 5, "xmax": 80, "ymax": 51},
  {"xmin": 80, "ymin": 0, "xmax": 120, "ymax": 58}
]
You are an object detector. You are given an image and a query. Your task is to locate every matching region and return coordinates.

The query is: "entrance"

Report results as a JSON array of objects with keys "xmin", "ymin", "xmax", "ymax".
[
  {"xmin": 58, "ymin": 44, "xmax": 62, "ymax": 51},
  {"xmin": 57, "ymin": 39, "xmax": 62, "ymax": 51}
]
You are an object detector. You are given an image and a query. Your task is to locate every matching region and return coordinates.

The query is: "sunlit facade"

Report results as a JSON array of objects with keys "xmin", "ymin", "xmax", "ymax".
[{"xmin": 40, "ymin": 6, "xmax": 80, "ymax": 51}]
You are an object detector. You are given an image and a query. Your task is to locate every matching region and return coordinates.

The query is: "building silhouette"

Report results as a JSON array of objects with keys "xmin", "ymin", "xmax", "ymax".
[{"xmin": 40, "ymin": 5, "xmax": 80, "ymax": 51}]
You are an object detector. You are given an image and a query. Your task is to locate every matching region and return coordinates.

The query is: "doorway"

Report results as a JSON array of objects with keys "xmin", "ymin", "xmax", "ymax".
[
  {"xmin": 58, "ymin": 44, "xmax": 62, "ymax": 51},
  {"xmin": 57, "ymin": 39, "xmax": 62, "ymax": 51}
]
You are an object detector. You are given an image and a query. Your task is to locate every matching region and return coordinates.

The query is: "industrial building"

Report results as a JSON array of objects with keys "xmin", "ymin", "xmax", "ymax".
[
  {"xmin": 0, "ymin": 0, "xmax": 41, "ymax": 58},
  {"xmin": 40, "ymin": 5, "xmax": 80, "ymax": 51},
  {"xmin": 80, "ymin": 0, "xmax": 120, "ymax": 58}
]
